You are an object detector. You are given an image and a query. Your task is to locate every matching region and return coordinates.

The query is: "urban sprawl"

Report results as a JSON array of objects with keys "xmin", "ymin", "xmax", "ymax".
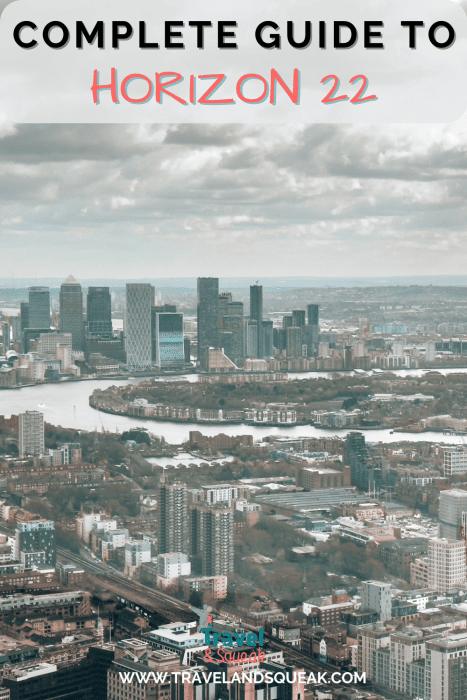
[{"xmin": 1, "ymin": 279, "xmax": 467, "ymax": 699}]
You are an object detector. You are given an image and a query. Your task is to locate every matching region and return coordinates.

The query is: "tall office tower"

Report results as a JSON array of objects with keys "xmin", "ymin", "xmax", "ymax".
[
  {"xmin": 282, "ymin": 315, "xmax": 293, "ymax": 330},
  {"xmin": 262, "ymin": 320, "xmax": 274, "ymax": 357},
  {"xmin": 59, "ymin": 276, "xmax": 84, "ymax": 351},
  {"xmin": 250, "ymin": 284, "xmax": 263, "ymax": 358},
  {"xmin": 28, "ymin": 286, "xmax": 50, "ymax": 329},
  {"xmin": 218, "ymin": 292, "xmax": 232, "ymax": 318},
  {"xmin": 227, "ymin": 301, "xmax": 244, "ymax": 316},
  {"xmin": 14, "ymin": 520, "xmax": 56, "ymax": 569},
  {"xmin": 292, "ymin": 310, "xmax": 306, "ymax": 328},
  {"xmin": 10, "ymin": 315, "xmax": 21, "ymax": 342},
  {"xmin": 286, "ymin": 326, "xmax": 303, "ymax": 358},
  {"xmin": 425, "ymin": 340, "xmax": 436, "ymax": 362},
  {"xmin": 222, "ymin": 314, "xmax": 244, "ymax": 363},
  {"xmin": 20, "ymin": 301, "xmax": 29, "ymax": 331},
  {"xmin": 197, "ymin": 277, "xmax": 219, "ymax": 371},
  {"xmin": 425, "ymin": 631, "xmax": 467, "ymax": 700},
  {"xmin": 152, "ymin": 312, "xmax": 185, "ymax": 370},
  {"xmin": 125, "ymin": 283, "xmax": 155, "ymax": 370},
  {"xmin": 157, "ymin": 478, "xmax": 188, "ymax": 554},
  {"xmin": 439, "ymin": 489, "xmax": 467, "ymax": 540},
  {"xmin": 428, "ymin": 538, "xmax": 466, "ymax": 593},
  {"xmin": 344, "ymin": 345, "xmax": 353, "ymax": 370},
  {"xmin": 87, "ymin": 287, "xmax": 113, "ymax": 337},
  {"xmin": 19, "ymin": 410, "xmax": 44, "ymax": 457},
  {"xmin": 1, "ymin": 322, "xmax": 9, "ymax": 351},
  {"xmin": 306, "ymin": 303, "xmax": 320, "ymax": 355},
  {"xmin": 361, "ymin": 580, "xmax": 392, "ymax": 621},
  {"xmin": 193, "ymin": 505, "xmax": 234, "ymax": 576},
  {"xmin": 273, "ymin": 328, "xmax": 286, "ymax": 352},
  {"xmin": 345, "ymin": 432, "xmax": 382, "ymax": 491},
  {"xmin": 245, "ymin": 319, "xmax": 258, "ymax": 357}
]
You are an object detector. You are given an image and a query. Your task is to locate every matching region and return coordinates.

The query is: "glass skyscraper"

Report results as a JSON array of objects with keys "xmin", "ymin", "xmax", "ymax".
[
  {"xmin": 153, "ymin": 312, "xmax": 185, "ymax": 370},
  {"xmin": 125, "ymin": 283, "xmax": 155, "ymax": 370},
  {"xmin": 59, "ymin": 276, "xmax": 84, "ymax": 351},
  {"xmin": 87, "ymin": 286, "xmax": 113, "ymax": 337},
  {"xmin": 28, "ymin": 286, "xmax": 50, "ymax": 329},
  {"xmin": 250, "ymin": 284, "xmax": 263, "ymax": 358},
  {"xmin": 197, "ymin": 277, "xmax": 219, "ymax": 371}
]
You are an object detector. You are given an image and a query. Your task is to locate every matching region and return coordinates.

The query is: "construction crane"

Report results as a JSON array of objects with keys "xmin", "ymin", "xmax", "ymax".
[{"xmin": 95, "ymin": 405, "xmax": 107, "ymax": 434}]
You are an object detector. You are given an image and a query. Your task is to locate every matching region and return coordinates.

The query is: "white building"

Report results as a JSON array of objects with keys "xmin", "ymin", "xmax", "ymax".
[
  {"xmin": 428, "ymin": 538, "xmax": 466, "ymax": 593},
  {"xmin": 201, "ymin": 484, "xmax": 239, "ymax": 506},
  {"xmin": 443, "ymin": 448, "xmax": 467, "ymax": 477},
  {"xmin": 124, "ymin": 539, "xmax": 151, "ymax": 577},
  {"xmin": 439, "ymin": 490, "xmax": 467, "ymax": 540},
  {"xmin": 75, "ymin": 512, "xmax": 108, "ymax": 544},
  {"xmin": 144, "ymin": 621, "xmax": 207, "ymax": 665},
  {"xmin": 425, "ymin": 340, "xmax": 436, "ymax": 362},
  {"xmin": 157, "ymin": 552, "xmax": 191, "ymax": 580},
  {"xmin": 361, "ymin": 581, "xmax": 392, "ymax": 622}
]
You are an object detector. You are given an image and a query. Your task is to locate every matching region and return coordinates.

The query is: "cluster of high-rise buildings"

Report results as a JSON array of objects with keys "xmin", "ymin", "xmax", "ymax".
[
  {"xmin": 157, "ymin": 476, "xmax": 234, "ymax": 578},
  {"xmin": 196, "ymin": 277, "xmax": 319, "ymax": 371},
  {"xmin": 1, "ymin": 277, "xmax": 320, "ymax": 375}
]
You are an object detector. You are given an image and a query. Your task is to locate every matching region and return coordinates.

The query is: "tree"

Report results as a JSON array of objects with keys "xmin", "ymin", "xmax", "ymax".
[{"xmin": 188, "ymin": 591, "xmax": 203, "ymax": 608}]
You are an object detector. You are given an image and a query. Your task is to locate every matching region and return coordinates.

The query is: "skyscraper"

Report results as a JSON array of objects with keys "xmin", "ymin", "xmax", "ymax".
[
  {"xmin": 87, "ymin": 287, "xmax": 113, "ymax": 337},
  {"xmin": 125, "ymin": 283, "xmax": 155, "ymax": 370},
  {"xmin": 197, "ymin": 277, "xmax": 219, "ymax": 371},
  {"xmin": 20, "ymin": 301, "xmax": 29, "ymax": 331},
  {"xmin": 262, "ymin": 320, "xmax": 274, "ymax": 358},
  {"xmin": 292, "ymin": 310, "xmax": 306, "ymax": 328},
  {"xmin": 192, "ymin": 505, "xmax": 234, "ymax": 576},
  {"xmin": 250, "ymin": 284, "xmax": 263, "ymax": 358},
  {"xmin": 19, "ymin": 410, "xmax": 44, "ymax": 457},
  {"xmin": 59, "ymin": 276, "xmax": 84, "ymax": 351},
  {"xmin": 306, "ymin": 303, "xmax": 319, "ymax": 356},
  {"xmin": 152, "ymin": 312, "xmax": 185, "ymax": 370},
  {"xmin": 157, "ymin": 478, "xmax": 188, "ymax": 554},
  {"xmin": 345, "ymin": 432, "xmax": 382, "ymax": 491},
  {"xmin": 15, "ymin": 520, "xmax": 55, "ymax": 569},
  {"xmin": 1, "ymin": 322, "xmax": 9, "ymax": 351},
  {"xmin": 28, "ymin": 286, "xmax": 50, "ymax": 329},
  {"xmin": 286, "ymin": 326, "xmax": 303, "ymax": 358}
]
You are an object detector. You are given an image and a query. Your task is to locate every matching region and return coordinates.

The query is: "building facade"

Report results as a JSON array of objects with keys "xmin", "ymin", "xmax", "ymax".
[
  {"xmin": 125, "ymin": 283, "xmax": 155, "ymax": 370},
  {"xmin": 197, "ymin": 277, "xmax": 219, "ymax": 371},
  {"xmin": 59, "ymin": 276, "xmax": 84, "ymax": 351},
  {"xmin": 19, "ymin": 410, "xmax": 44, "ymax": 457}
]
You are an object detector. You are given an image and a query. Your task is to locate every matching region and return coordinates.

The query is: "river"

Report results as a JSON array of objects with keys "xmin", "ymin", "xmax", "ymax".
[{"xmin": 1, "ymin": 370, "xmax": 467, "ymax": 445}]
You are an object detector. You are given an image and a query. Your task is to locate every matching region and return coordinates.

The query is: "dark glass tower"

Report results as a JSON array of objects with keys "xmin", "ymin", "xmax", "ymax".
[
  {"xmin": 250, "ymin": 284, "xmax": 263, "ymax": 359},
  {"xmin": 197, "ymin": 277, "xmax": 219, "ymax": 371},
  {"xmin": 28, "ymin": 286, "xmax": 50, "ymax": 329},
  {"xmin": 20, "ymin": 302, "xmax": 30, "ymax": 331},
  {"xmin": 59, "ymin": 276, "xmax": 84, "ymax": 351},
  {"xmin": 306, "ymin": 303, "xmax": 320, "ymax": 356},
  {"xmin": 87, "ymin": 287, "xmax": 112, "ymax": 337}
]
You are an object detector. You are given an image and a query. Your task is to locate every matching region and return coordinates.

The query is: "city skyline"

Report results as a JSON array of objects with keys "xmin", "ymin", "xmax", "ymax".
[{"xmin": 2, "ymin": 120, "xmax": 467, "ymax": 279}]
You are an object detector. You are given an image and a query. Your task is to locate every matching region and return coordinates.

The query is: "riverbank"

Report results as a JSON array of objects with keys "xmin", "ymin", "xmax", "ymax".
[{"xmin": 1, "ymin": 376, "xmax": 467, "ymax": 446}]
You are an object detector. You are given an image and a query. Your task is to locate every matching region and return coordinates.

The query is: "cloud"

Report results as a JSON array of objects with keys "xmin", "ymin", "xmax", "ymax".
[{"xmin": 1, "ymin": 118, "xmax": 467, "ymax": 277}]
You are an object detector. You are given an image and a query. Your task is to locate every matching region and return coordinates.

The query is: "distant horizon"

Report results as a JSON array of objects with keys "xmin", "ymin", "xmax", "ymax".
[{"xmin": 2, "ymin": 274, "xmax": 467, "ymax": 290}]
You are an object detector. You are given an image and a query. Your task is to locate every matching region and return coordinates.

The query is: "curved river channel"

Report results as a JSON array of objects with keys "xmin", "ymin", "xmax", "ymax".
[{"xmin": 1, "ymin": 369, "xmax": 467, "ymax": 445}]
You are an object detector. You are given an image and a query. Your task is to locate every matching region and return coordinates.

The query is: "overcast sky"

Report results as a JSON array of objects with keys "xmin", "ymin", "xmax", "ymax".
[{"xmin": 2, "ymin": 118, "xmax": 467, "ymax": 280}]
